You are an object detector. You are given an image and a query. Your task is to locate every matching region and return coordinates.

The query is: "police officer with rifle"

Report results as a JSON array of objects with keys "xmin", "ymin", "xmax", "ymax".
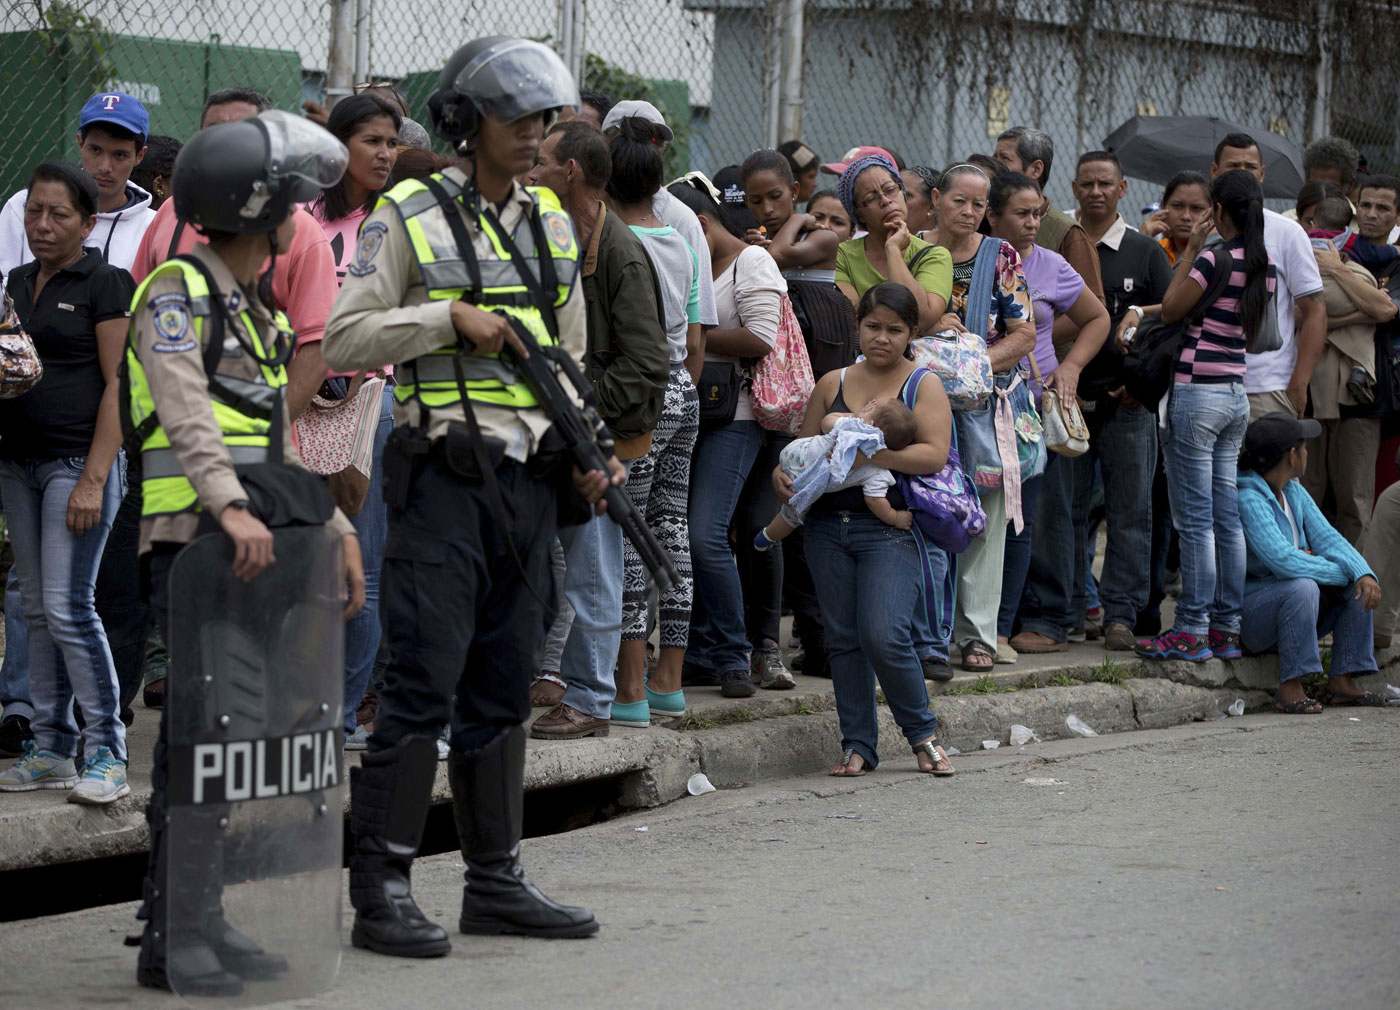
[{"xmin": 324, "ymin": 36, "xmax": 672, "ymax": 957}]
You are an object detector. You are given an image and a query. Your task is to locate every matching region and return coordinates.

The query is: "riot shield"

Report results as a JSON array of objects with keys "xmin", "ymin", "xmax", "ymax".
[{"xmin": 165, "ymin": 527, "xmax": 345, "ymax": 1006}]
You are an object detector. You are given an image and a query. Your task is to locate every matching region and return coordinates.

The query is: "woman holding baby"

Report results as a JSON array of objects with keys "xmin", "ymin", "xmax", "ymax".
[{"xmin": 774, "ymin": 282, "xmax": 956, "ymax": 777}]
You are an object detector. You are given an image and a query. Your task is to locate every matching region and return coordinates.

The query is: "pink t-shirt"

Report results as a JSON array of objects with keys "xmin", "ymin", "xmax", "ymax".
[
  {"xmin": 308, "ymin": 203, "xmax": 393, "ymax": 379},
  {"xmin": 1020, "ymin": 245, "xmax": 1084, "ymax": 394}
]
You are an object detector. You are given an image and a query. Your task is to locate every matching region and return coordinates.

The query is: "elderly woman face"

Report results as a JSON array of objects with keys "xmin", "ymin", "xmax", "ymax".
[
  {"xmin": 853, "ymin": 166, "xmax": 906, "ymax": 233},
  {"xmin": 936, "ymin": 171, "xmax": 989, "ymax": 240}
]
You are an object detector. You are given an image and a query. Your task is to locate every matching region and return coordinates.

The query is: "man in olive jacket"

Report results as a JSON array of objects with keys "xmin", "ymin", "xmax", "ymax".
[{"xmin": 527, "ymin": 119, "xmax": 669, "ymax": 738}]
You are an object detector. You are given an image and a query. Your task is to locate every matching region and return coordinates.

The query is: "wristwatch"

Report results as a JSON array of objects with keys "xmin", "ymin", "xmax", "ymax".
[{"xmin": 225, "ymin": 499, "xmax": 250, "ymax": 512}]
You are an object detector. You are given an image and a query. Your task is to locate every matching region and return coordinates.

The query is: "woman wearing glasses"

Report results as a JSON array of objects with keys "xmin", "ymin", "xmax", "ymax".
[{"xmin": 834, "ymin": 153, "xmax": 952, "ymax": 331}]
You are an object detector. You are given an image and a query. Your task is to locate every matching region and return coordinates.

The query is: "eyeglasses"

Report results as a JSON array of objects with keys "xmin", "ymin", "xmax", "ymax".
[{"xmin": 858, "ymin": 183, "xmax": 902, "ymax": 210}]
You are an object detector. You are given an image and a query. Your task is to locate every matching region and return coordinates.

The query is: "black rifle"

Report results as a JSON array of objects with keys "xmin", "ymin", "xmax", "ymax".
[{"xmin": 498, "ymin": 313, "xmax": 679, "ymax": 594}]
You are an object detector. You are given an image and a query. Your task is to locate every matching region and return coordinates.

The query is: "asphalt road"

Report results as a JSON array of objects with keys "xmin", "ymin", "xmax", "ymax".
[{"xmin": 1, "ymin": 710, "xmax": 1397, "ymax": 1010}]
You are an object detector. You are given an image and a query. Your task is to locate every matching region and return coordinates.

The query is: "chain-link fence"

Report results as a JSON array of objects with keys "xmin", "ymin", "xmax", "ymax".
[{"xmin": 2, "ymin": 0, "xmax": 1397, "ymax": 213}]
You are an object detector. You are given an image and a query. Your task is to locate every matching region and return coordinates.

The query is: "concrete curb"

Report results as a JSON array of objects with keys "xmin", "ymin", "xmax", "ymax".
[{"xmin": 1, "ymin": 648, "xmax": 1395, "ymax": 872}]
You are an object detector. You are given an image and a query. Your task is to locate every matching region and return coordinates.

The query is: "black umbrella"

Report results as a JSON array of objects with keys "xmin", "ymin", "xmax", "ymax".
[{"xmin": 1103, "ymin": 115, "xmax": 1304, "ymax": 199}]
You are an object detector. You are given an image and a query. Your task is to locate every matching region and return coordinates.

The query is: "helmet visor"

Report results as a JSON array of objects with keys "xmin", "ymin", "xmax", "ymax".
[
  {"xmin": 258, "ymin": 110, "xmax": 349, "ymax": 203},
  {"xmin": 453, "ymin": 40, "xmax": 580, "ymax": 124}
]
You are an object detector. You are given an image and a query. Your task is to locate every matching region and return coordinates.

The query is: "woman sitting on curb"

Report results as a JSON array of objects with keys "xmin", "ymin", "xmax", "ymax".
[{"xmin": 1237, "ymin": 413, "xmax": 1384, "ymax": 712}]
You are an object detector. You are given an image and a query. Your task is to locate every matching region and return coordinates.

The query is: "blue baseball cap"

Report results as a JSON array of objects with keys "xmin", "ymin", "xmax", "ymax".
[{"xmin": 79, "ymin": 92, "xmax": 149, "ymax": 141}]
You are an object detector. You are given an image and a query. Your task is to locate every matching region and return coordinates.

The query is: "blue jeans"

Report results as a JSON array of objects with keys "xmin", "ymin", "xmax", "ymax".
[
  {"xmin": 0, "ymin": 456, "xmax": 125, "ymax": 761},
  {"xmin": 557, "ymin": 511, "xmax": 624, "ymax": 720},
  {"xmin": 1162, "ymin": 382, "xmax": 1249, "ymax": 636},
  {"xmin": 343, "ymin": 386, "xmax": 394, "ymax": 735},
  {"xmin": 997, "ymin": 472, "xmax": 1043, "ymax": 638},
  {"xmin": 805, "ymin": 512, "xmax": 938, "ymax": 770},
  {"xmin": 686, "ymin": 418, "xmax": 763, "ymax": 674},
  {"xmin": 1241, "ymin": 578, "xmax": 1377, "ymax": 683},
  {"xmin": 0, "ymin": 566, "xmax": 31, "ymax": 721},
  {"xmin": 1019, "ymin": 405, "xmax": 1155, "ymax": 640},
  {"xmin": 911, "ymin": 539, "xmax": 951, "ymax": 661}
]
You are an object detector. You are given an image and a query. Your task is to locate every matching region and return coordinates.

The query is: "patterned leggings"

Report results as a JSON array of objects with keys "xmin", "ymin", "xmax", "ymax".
[{"xmin": 622, "ymin": 366, "xmax": 699, "ymax": 645}]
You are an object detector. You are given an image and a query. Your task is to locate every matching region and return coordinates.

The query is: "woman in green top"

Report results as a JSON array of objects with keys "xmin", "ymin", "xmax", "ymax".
[{"xmin": 833, "ymin": 154, "xmax": 951, "ymax": 333}]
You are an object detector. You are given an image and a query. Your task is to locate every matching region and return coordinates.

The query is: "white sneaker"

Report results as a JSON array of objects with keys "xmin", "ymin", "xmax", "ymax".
[
  {"xmin": 67, "ymin": 747, "xmax": 130, "ymax": 805},
  {"xmin": 0, "ymin": 743, "xmax": 79, "ymax": 791},
  {"xmin": 345, "ymin": 726, "xmax": 370, "ymax": 751}
]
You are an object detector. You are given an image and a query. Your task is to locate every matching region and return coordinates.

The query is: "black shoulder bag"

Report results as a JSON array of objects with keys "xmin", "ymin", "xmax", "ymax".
[{"xmin": 1122, "ymin": 258, "xmax": 1235, "ymax": 406}]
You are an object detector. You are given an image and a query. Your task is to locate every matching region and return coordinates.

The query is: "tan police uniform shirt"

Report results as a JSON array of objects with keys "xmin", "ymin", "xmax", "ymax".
[
  {"xmin": 131, "ymin": 243, "xmax": 353, "ymax": 553},
  {"xmin": 322, "ymin": 169, "xmax": 585, "ymax": 461}
]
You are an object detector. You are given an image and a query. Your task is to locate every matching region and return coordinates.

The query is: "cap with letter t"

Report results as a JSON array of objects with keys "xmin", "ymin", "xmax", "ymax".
[{"xmin": 79, "ymin": 91, "xmax": 150, "ymax": 142}]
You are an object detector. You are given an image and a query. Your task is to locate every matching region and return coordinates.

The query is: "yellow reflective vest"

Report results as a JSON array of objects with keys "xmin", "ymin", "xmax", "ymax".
[
  {"xmin": 378, "ymin": 174, "xmax": 579, "ymax": 411},
  {"xmin": 125, "ymin": 258, "xmax": 291, "ymax": 517}
]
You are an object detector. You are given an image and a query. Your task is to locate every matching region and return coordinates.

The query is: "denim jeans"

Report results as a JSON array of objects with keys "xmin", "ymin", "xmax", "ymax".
[
  {"xmin": 0, "ymin": 456, "xmax": 125, "ymax": 761},
  {"xmin": 1162, "ymin": 382, "xmax": 1249, "ymax": 636},
  {"xmin": 343, "ymin": 386, "xmax": 394, "ymax": 735},
  {"xmin": 911, "ymin": 540, "xmax": 951, "ymax": 661},
  {"xmin": 998, "ymin": 472, "xmax": 1043, "ymax": 638},
  {"xmin": 1019, "ymin": 404, "xmax": 1155, "ymax": 640},
  {"xmin": 557, "ymin": 512, "xmax": 625, "ymax": 720},
  {"xmin": 539, "ymin": 538, "xmax": 575, "ymax": 674},
  {"xmin": 737, "ymin": 431, "xmax": 788, "ymax": 646},
  {"xmin": 686, "ymin": 418, "xmax": 763, "ymax": 674},
  {"xmin": 0, "ymin": 567, "xmax": 30, "ymax": 721},
  {"xmin": 805, "ymin": 512, "xmax": 938, "ymax": 770},
  {"xmin": 1241, "ymin": 578, "xmax": 1378, "ymax": 683}
]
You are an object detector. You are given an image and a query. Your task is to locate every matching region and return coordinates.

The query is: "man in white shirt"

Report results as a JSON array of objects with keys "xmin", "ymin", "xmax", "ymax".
[
  {"xmin": 0, "ymin": 91, "xmax": 156, "ymax": 279},
  {"xmin": 600, "ymin": 100, "xmax": 717, "ymax": 327},
  {"xmin": 1211, "ymin": 133, "xmax": 1327, "ymax": 419}
]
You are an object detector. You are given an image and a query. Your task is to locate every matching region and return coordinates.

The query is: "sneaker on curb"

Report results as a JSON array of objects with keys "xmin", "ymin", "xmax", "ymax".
[
  {"xmin": 0, "ymin": 713, "xmax": 34, "ymax": 759},
  {"xmin": 1066, "ymin": 627, "xmax": 1088, "ymax": 643},
  {"xmin": 681, "ymin": 661, "xmax": 720, "ymax": 688},
  {"xmin": 610, "ymin": 699, "xmax": 651, "ymax": 728},
  {"xmin": 644, "ymin": 685, "xmax": 687, "ymax": 720},
  {"xmin": 0, "ymin": 742, "xmax": 79, "ymax": 791},
  {"xmin": 752, "ymin": 640, "xmax": 795, "ymax": 690},
  {"xmin": 1135, "ymin": 631, "xmax": 1213, "ymax": 663},
  {"xmin": 1103, "ymin": 622, "xmax": 1137, "ymax": 652},
  {"xmin": 1207, "ymin": 629, "xmax": 1243, "ymax": 661},
  {"xmin": 921, "ymin": 655, "xmax": 955, "ymax": 682},
  {"xmin": 719, "ymin": 669, "xmax": 757, "ymax": 699},
  {"xmin": 68, "ymin": 747, "xmax": 129, "ymax": 805},
  {"xmin": 344, "ymin": 725, "xmax": 369, "ymax": 751}
]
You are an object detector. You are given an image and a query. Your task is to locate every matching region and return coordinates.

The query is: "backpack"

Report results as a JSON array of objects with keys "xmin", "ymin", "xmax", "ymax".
[
  {"xmin": 895, "ymin": 367, "xmax": 987, "ymax": 554},
  {"xmin": 785, "ymin": 278, "xmax": 858, "ymax": 377},
  {"xmin": 1122, "ymin": 250, "xmax": 1234, "ymax": 405},
  {"xmin": 751, "ymin": 293, "xmax": 815, "ymax": 434}
]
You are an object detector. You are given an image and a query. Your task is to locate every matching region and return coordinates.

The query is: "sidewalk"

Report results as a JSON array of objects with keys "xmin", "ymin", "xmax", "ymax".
[{"xmin": 0, "ymin": 625, "xmax": 1396, "ymax": 873}]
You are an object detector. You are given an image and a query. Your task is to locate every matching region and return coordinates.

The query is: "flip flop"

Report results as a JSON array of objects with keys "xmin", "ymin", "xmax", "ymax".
[
  {"xmin": 1319, "ymin": 689, "xmax": 1388, "ymax": 707},
  {"xmin": 960, "ymin": 643, "xmax": 995, "ymax": 672},
  {"xmin": 1273, "ymin": 697, "xmax": 1322, "ymax": 714},
  {"xmin": 829, "ymin": 747, "xmax": 868, "ymax": 777},
  {"xmin": 912, "ymin": 739, "xmax": 955, "ymax": 776}
]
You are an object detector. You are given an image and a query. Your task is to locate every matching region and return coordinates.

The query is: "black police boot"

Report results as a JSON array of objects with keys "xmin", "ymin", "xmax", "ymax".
[
  {"xmin": 201, "ymin": 832, "xmax": 289, "ymax": 980},
  {"xmin": 134, "ymin": 800, "xmax": 243, "ymax": 997},
  {"xmin": 348, "ymin": 735, "xmax": 451, "ymax": 957},
  {"xmin": 450, "ymin": 725, "xmax": 599, "ymax": 938}
]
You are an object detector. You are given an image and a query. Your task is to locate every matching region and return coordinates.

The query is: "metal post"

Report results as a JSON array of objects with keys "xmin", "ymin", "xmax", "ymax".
[
  {"xmin": 762, "ymin": 0, "xmax": 782, "ymax": 149},
  {"xmin": 1308, "ymin": 0, "xmax": 1333, "ymax": 143},
  {"xmin": 557, "ymin": 0, "xmax": 586, "ymax": 81},
  {"xmin": 556, "ymin": 0, "xmax": 573, "ymax": 73},
  {"xmin": 326, "ymin": 0, "xmax": 355, "ymax": 109},
  {"xmin": 777, "ymin": 0, "xmax": 804, "ymax": 143},
  {"xmin": 354, "ymin": 0, "xmax": 369, "ymax": 84},
  {"xmin": 572, "ymin": 0, "xmax": 588, "ymax": 83}
]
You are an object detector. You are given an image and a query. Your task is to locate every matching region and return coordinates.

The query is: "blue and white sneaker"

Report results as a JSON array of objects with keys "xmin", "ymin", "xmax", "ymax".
[
  {"xmin": 0, "ymin": 742, "xmax": 79, "ymax": 791},
  {"xmin": 68, "ymin": 746, "xmax": 130, "ymax": 805}
]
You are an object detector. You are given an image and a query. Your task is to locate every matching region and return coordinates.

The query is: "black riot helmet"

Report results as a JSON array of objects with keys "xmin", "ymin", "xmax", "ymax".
[
  {"xmin": 172, "ymin": 110, "xmax": 347, "ymax": 234},
  {"xmin": 427, "ymin": 37, "xmax": 580, "ymax": 149}
]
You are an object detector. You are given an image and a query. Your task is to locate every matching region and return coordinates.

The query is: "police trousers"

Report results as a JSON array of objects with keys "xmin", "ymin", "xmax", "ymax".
[{"xmin": 372, "ymin": 453, "xmax": 558, "ymax": 754}]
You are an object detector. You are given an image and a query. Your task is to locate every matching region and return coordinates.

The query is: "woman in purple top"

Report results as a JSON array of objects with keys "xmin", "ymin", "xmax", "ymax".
[
  {"xmin": 986, "ymin": 172, "xmax": 1110, "ymax": 658},
  {"xmin": 1135, "ymin": 170, "xmax": 1276, "ymax": 663}
]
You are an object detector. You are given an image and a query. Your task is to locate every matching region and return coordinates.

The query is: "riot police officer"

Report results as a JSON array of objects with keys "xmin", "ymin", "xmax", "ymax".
[
  {"xmin": 128, "ymin": 111, "xmax": 364, "ymax": 995},
  {"xmin": 323, "ymin": 37, "xmax": 617, "ymax": 956}
]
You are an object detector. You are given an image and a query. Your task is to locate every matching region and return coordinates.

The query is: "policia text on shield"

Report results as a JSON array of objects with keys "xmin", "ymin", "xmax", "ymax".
[
  {"xmin": 322, "ymin": 37, "xmax": 618, "ymax": 959},
  {"xmin": 125, "ymin": 110, "xmax": 367, "ymax": 1003}
]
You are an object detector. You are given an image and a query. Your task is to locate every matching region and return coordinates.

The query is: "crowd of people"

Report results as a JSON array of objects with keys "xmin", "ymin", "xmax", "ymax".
[{"xmin": 0, "ymin": 81, "xmax": 1397, "ymax": 807}]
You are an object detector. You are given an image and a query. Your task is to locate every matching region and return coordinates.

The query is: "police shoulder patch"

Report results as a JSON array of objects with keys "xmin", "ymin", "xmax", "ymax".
[
  {"xmin": 542, "ymin": 211, "xmax": 574, "ymax": 254},
  {"xmin": 149, "ymin": 292, "xmax": 193, "ymax": 351},
  {"xmin": 348, "ymin": 221, "xmax": 388, "ymax": 277}
]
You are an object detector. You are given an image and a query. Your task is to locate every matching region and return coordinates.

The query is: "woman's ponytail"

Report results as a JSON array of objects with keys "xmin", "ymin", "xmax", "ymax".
[{"xmin": 1212, "ymin": 170, "xmax": 1269, "ymax": 340}]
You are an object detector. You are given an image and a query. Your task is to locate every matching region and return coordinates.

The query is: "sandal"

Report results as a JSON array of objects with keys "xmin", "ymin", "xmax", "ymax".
[
  {"xmin": 1319, "ymin": 689, "xmax": 1388, "ymax": 707},
  {"xmin": 1273, "ymin": 696, "xmax": 1323, "ymax": 714},
  {"xmin": 912, "ymin": 738, "xmax": 955, "ymax": 776},
  {"xmin": 960, "ymin": 642, "xmax": 994, "ymax": 672},
  {"xmin": 529, "ymin": 673, "xmax": 567, "ymax": 708},
  {"xmin": 829, "ymin": 748, "xmax": 868, "ymax": 777}
]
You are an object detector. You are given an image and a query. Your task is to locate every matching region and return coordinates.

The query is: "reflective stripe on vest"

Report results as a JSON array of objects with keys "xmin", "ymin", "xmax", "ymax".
[
  {"xmin": 126, "ymin": 259, "xmax": 290, "ymax": 517},
  {"xmin": 379, "ymin": 174, "xmax": 579, "ymax": 412}
]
